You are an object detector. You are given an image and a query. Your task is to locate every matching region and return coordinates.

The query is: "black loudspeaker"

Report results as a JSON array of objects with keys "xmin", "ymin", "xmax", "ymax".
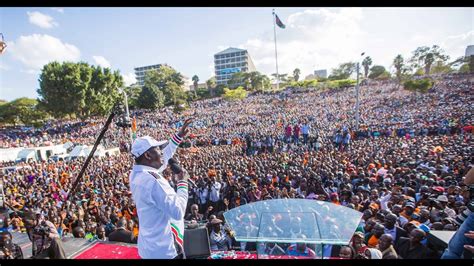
[{"xmin": 183, "ymin": 227, "xmax": 211, "ymax": 259}]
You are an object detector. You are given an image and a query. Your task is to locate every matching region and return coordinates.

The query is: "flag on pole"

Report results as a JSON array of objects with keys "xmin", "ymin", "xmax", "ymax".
[
  {"xmin": 131, "ymin": 116, "xmax": 137, "ymax": 140},
  {"xmin": 274, "ymin": 12, "xmax": 286, "ymax": 29}
]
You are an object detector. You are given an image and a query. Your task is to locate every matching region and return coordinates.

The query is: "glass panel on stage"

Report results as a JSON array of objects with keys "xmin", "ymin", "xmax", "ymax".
[{"xmin": 223, "ymin": 199, "xmax": 363, "ymax": 259}]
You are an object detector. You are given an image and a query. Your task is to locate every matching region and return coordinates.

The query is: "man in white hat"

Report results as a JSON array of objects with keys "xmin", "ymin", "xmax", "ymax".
[{"xmin": 129, "ymin": 118, "xmax": 192, "ymax": 259}]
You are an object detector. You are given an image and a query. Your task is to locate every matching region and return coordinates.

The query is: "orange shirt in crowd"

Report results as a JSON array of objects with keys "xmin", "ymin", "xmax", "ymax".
[
  {"xmin": 208, "ymin": 169, "xmax": 217, "ymax": 177},
  {"xmin": 133, "ymin": 226, "xmax": 139, "ymax": 237},
  {"xmin": 368, "ymin": 235, "xmax": 379, "ymax": 248}
]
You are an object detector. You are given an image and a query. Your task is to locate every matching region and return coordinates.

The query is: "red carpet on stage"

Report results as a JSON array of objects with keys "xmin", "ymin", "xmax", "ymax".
[{"xmin": 73, "ymin": 243, "xmax": 140, "ymax": 259}]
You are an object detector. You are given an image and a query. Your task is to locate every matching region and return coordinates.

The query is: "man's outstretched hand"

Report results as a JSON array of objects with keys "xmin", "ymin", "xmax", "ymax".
[{"xmin": 178, "ymin": 118, "xmax": 193, "ymax": 138}]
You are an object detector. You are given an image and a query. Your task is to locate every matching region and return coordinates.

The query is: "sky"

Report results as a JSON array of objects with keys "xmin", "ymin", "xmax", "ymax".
[{"xmin": 0, "ymin": 7, "xmax": 473, "ymax": 101}]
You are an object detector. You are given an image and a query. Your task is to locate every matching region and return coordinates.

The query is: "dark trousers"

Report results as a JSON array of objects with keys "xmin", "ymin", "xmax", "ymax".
[
  {"xmin": 26, "ymin": 228, "xmax": 38, "ymax": 257},
  {"xmin": 209, "ymin": 200, "xmax": 220, "ymax": 213},
  {"xmin": 199, "ymin": 202, "xmax": 209, "ymax": 214},
  {"xmin": 32, "ymin": 238, "xmax": 67, "ymax": 259},
  {"xmin": 303, "ymin": 134, "xmax": 308, "ymax": 144}
]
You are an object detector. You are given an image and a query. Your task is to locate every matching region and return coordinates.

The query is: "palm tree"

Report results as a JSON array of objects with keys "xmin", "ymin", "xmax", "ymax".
[
  {"xmin": 192, "ymin": 75, "xmax": 199, "ymax": 97},
  {"xmin": 361, "ymin": 56, "xmax": 372, "ymax": 78},
  {"xmin": 293, "ymin": 68, "xmax": 301, "ymax": 82},
  {"xmin": 409, "ymin": 45, "xmax": 449, "ymax": 76},
  {"xmin": 248, "ymin": 71, "xmax": 260, "ymax": 91},
  {"xmin": 206, "ymin": 77, "xmax": 216, "ymax": 97},
  {"xmin": 393, "ymin": 54, "xmax": 404, "ymax": 83}
]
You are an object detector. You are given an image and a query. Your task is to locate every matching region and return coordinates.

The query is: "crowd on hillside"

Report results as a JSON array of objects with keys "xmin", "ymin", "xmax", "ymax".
[{"xmin": 0, "ymin": 74, "xmax": 472, "ymax": 259}]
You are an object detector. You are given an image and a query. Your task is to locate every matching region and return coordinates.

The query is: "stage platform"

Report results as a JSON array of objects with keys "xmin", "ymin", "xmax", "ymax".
[{"xmin": 11, "ymin": 232, "xmax": 139, "ymax": 259}]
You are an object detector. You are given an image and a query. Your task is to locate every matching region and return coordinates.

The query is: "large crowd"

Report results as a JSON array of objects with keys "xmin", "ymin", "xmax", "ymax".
[{"xmin": 0, "ymin": 73, "xmax": 472, "ymax": 259}]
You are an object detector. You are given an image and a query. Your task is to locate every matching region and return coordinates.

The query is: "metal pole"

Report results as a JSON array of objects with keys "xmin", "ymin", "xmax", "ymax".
[
  {"xmin": 69, "ymin": 111, "xmax": 116, "ymax": 198},
  {"xmin": 273, "ymin": 9, "xmax": 279, "ymax": 91},
  {"xmin": 122, "ymin": 89, "xmax": 134, "ymax": 145},
  {"xmin": 355, "ymin": 63, "xmax": 360, "ymax": 130}
]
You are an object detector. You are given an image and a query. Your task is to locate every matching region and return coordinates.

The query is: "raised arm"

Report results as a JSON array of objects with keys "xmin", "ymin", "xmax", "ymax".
[{"xmin": 159, "ymin": 118, "xmax": 193, "ymax": 172}]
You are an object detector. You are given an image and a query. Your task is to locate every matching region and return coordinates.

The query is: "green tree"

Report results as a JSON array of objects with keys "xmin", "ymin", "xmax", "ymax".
[
  {"xmin": 334, "ymin": 79, "xmax": 357, "ymax": 87},
  {"xmin": 137, "ymin": 84, "xmax": 165, "ymax": 110},
  {"xmin": 453, "ymin": 55, "xmax": 474, "ymax": 74},
  {"xmin": 0, "ymin": 101, "xmax": 16, "ymax": 125},
  {"xmin": 328, "ymin": 62, "xmax": 356, "ymax": 80},
  {"xmin": 293, "ymin": 68, "xmax": 301, "ymax": 82},
  {"xmin": 38, "ymin": 62, "xmax": 90, "ymax": 118},
  {"xmin": 206, "ymin": 77, "xmax": 217, "ymax": 97},
  {"xmin": 246, "ymin": 71, "xmax": 270, "ymax": 92},
  {"xmin": 173, "ymin": 99, "xmax": 188, "ymax": 113},
  {"xmin": 260, "ymin": 75, "xmax": 272, "ymax": 92},
  {"xmin": 84, "ymin": 65, "xmax": 123, "ymax": 117},
  {"xmin": 196, "ymin": 87, "xmax": 211, "ymax": 99},
  {"xmin": 192, "ymin": 75, "xmax": 199, "ymax": 97},
  {"xmin": 214, "ymin": 84, "xmax": 226, "ymax": 97},
  {"xmin": 377, "ymin": 71, "xmax": 391, "ymax": 80},
  {"xmin": 228, "ymin": 72, "xmax": 250, "ymax": 89},
  {"xmin": 37, "ymin": 61, "xmax": 123, "ymax": 119},
  {"xmin": 144, "ymin": 65, "xmax": 185, "ymax": 89},
  {"xmin": 459, "ymin": 63, "xmax": 470, "ymax": 73},
  {"xmin": 0, "ymin": 98, "xmax": 49, "ymax": 126},
  {"xmin": 361, "ymin": 56, "xmax": 372, "ymax": 78},
  {"xmin": 393, "ymin": 54, "xmax": 409, "ymax": 83},
  {"xmin": 409, "ymin": 45, "xmax": 450, "ymax": 76},
  {"xmin": 414, "ymin": 68, "xmax": 425, "ymax": 76},
  {"xmin": 470, "ymin": 55, "xmax": 474, "ymax": 74},
  {"xmin": 247, "ymin": 71, "xmax": 260, "ymax": 91},
  {"xmin": 223, "ymin": 87, "xmax": 248, "ymax": 101},
  {"xmin": 271, "ymin": 73, "xmax": 289, "ymax": 88},
  {"xmin": 403, "ymin": 78, "xmax": 433, "ymax": 94},
  {"xmin": 368, "ymin": 65, "xmax": 387, "ymax": 79},
  {"xmin": 144, "ymin": 65, "xmax": 186, "ymax": 106},
  {"xmin": 124, "ymin": 85, "xmax": 142, "ymax": 110},
  {"xmin": 165, "ymin": 81, "xmax": 187, "ymax": 105},
  {"xmin": 430, "ymin": 61, "xmax": 454, "ymax": 75}
]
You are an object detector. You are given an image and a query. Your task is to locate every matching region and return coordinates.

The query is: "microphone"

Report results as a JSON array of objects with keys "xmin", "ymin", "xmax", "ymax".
[
  {"xmin": 168, "ymin": 158, "xmax": 183, "ymax": 174},
  {"xmin": 168, "ymin": 158, "xmax": 196, "ymax": 188}
]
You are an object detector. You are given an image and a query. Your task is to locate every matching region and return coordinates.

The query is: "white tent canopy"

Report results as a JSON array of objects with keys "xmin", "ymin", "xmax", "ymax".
[
  {"xmin": 16, "ymin": 149, "xmax": 37, "ymax": 162},
  {"xmin": 0, "ymin": 147, "xmax": 24, "ymax": 162},
  {"xmin": 68, "ymin": 145, "xmax": 106, "ymax": 158}
]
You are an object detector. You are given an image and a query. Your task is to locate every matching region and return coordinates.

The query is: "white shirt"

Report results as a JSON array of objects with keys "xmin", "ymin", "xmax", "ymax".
[
  {"xmin": 380, "ymin": 192, "xmax": 391, "ymax": 210},
  {"xmin": 129, "ymin": 133, "xmax": 188, "ymax": 259},
  {"xmin": 209, "ymin": 182, "xmax": 222, "ymax": 203}
]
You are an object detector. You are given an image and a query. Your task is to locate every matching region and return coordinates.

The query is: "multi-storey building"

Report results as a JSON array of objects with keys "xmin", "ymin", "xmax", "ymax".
[
  {"xmin": 134, "ymin": 64, "xmax": 163, "ymax": 86},
  {"xmin": 314, "ymin": 69, "xmax": 328, "ymax": 79},
  {"xmin": 214, "ymin": 47, "xmax": 256, "ymax": 86}
]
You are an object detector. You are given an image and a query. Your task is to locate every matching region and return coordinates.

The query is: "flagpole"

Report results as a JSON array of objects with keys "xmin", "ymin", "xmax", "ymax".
[{"xmin": 273, "ymin": 9, "xmax": 280, "ymax": 91}]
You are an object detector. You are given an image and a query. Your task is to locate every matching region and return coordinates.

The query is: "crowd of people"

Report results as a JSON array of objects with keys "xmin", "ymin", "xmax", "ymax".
[{"xmin": 0, "ymin": 73, "xmax": 472, "ymax": 259}]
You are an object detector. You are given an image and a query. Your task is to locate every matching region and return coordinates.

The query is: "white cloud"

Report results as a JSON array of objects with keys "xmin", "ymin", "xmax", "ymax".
[
  {"xmin": 51, "ymin": 8, "xmax": 64, "ymax": 13},
  {"xmin": 92, "ymin": 55, "xmax": 111, "ymax": 68},
  {"xmin": 442, "ymin": 30, "xmax": 474, "ymax": 59},
  {"xmin": 27, "ymin": 11, "xmax": 58, "ymax": 29},
  {"xmin": 8, "ymin": 34, "xmax": 80, "ymax": 71},
  {"xmin": 239, "ymin": 8, "xmax": 367, "ymax": 78},
  {"xmin": 122, "ymin": 73, "xmax": 137, "ymax": 86}
]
